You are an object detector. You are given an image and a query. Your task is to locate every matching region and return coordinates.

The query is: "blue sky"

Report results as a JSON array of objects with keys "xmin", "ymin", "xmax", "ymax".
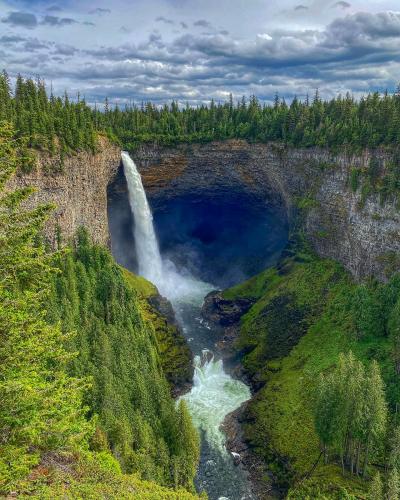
[{"xmin": 0, "ymin": 0, "xmax": 400, "ymax": 105}]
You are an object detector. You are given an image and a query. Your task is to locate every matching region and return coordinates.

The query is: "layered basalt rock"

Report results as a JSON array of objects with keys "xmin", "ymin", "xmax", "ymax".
[
  {"xmin": 11, "ymin": 138, "xmax": 400, "ymax": 283},
  {"xmin": 133, "ymin": 140, "xmax": 399, "ymax": 281},
  {"xmin": 9, "ymin": 136, "xmax": 121, "ymax": 248}
]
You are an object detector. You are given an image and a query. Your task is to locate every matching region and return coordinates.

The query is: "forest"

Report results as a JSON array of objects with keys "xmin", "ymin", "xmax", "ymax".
[
  {"xmin": 0, "ymin": 121, "xmax": 200, "ymax": 498},
  {"xmin": 3, "ymin": 70, "xmax": 400, "ymax": 499},
  {"xmin": 2, "ymin": 72, "xmax": 400, "ymax": 157}
]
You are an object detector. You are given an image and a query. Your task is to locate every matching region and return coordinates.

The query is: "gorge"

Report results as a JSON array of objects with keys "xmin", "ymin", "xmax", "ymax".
[{"xmin": 7, "ymin": 134, "xmax": 400, "ymax": 499}]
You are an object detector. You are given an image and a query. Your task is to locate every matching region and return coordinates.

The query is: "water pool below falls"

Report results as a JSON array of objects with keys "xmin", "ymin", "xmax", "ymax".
[{"xmin": 121, "ymin": 151, "xmax": 254, "ymax": 499}]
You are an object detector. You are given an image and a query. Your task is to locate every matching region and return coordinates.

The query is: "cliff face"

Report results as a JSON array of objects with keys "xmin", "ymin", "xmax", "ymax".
[
  {"xmin": 9, "ymin": 137, "xmax": 121, "ymax": 247},
  {"xmin": 10, "ymin": 137, "xmax": 399, "ymax": 282},
  {"xmin": 134, "ymin": 140, "xmax": 399, "ymax": 281}
]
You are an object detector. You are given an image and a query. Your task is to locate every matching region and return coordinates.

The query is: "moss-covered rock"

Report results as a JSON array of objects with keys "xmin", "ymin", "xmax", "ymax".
[
  {"xmin": 122, "ymin": 268, "xmax": 193, "ymax": 396},
  {"xmin": 221, "ymin": 253, "xmax": 400, "ymax": 497}
]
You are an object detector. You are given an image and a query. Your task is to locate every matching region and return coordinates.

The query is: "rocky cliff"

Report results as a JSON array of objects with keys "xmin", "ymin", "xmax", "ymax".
[
  {"xmin": 9, "ymin": 137, "xmax": 399, "ymax": 282},
  {"xmin": 9, "ymin": 136, "xmax": 121, "ymax": 247},
  {"xmin": 133, "ymin": 140, "xmax": 399, "ymax": 281}
]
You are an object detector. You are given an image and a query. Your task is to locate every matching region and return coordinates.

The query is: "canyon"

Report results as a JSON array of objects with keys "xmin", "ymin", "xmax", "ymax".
[
  {"xmin": 10, "ymin": 137, "xmax": 400, "ymax": 498},
  {"xmin": 12, "ymin": 138, "xmax": 400, "ymax": 282}
]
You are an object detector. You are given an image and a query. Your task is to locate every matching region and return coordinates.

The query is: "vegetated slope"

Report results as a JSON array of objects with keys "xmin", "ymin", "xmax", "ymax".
[
  {"xmin": 122, "ymin": 269, "xmax": 193, "ymax": 394},
  {"xmin": 47, "ymin": 229, "xmax": 199, "ymax": 490},
  {"xmin": 0, "ymin": 122, "xmax": 200, "ymax": 498},
  {"xmin": 224, "ymin": 250, "xmax": 400, "ymax": 498}
]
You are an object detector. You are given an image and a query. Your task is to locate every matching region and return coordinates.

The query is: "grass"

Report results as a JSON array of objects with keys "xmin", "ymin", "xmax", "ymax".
[{"xmin": 223, "ymin": 253, "xmax": 397, "ymax": 498}]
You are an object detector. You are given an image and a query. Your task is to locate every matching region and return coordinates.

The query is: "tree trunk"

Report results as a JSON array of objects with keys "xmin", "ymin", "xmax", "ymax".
[
  {"xmin": 363, "ymin": 437, "xmax": 371, "ymax": 478},
  {"xmin": 355, "ymin": 442, "xmax": 361, "ymax": 475}
]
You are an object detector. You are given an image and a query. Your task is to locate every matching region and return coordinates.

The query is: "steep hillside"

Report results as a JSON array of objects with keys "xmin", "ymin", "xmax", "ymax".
[
  {"xmin": 208, "ymin": 249, "xmax": 400, "ymax": 497},
  {"xmin": 0, "ymin": 124, "xmax": 200, "ymax": 499}
]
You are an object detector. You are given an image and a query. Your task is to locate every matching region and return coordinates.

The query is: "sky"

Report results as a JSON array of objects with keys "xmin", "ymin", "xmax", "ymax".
[{"xmin": 0, "ymin": 0, "xmax": 400, "ymax": 105}]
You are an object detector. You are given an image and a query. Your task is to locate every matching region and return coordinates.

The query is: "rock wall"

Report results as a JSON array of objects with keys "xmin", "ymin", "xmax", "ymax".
[
  {"xmin": 134, "ymin": 140, "xmax": 400, "ymax": 281},
  {"xmin": 9, "ymin": 137, "xmax": 399, "ymax": 282},
  {"xmin": 9, "ymin": 137, "xmax": 121, "ymax": 248}
]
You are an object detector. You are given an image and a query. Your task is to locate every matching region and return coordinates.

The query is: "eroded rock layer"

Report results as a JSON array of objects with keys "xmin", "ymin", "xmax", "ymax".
[{"xmin": 133, "ymin": 140, "xmax": 399, "ymax": 281}]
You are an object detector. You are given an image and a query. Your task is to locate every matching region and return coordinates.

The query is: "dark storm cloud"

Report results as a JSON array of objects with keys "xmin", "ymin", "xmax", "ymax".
[
  {"xmin": 41, "ymin": 15, "xmax": 79, "ymax": 26},
  {"xmin": 333, "ymin": 1, "xmax": 351, "ymax": 8},
  {"xmin": 2, "ymin": 11, "xmax": 38, "ymax": 29},
  {"xmin": 180, "ymin": 21, "xmax": 188, "ymax": 29}
]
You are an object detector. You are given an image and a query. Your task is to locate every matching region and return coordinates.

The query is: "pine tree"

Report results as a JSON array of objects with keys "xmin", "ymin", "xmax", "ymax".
[
  {"xmin": 368, "ymin": 473, "xmax": 384, "ymax": 500},
  {"xmin": 387, "ymin": 469, "xmax": 400, "ymax": 500},
  {"xmin": 0, "ymin": 122, "xmax": 92, "ymax": 492}
]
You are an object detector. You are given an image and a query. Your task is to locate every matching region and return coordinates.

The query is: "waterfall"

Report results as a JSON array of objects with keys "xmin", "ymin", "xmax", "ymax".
[
  {"xmin": 121, "ymin": 151, "xmax": 253, "ymax": 498},
  {"xmin": 121, "ymin": 151, "xmax": 163, "ymax": 287}
]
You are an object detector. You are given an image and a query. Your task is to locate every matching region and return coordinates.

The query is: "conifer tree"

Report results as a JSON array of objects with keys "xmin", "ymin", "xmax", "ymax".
[
  {"xmin": 387, "ymin": 469, "xmax": 400, "ymax": 500},
  {"xmin": 0, "ymin": 122, "xmax": 91, "ymax": 492},
  {"xmin": 368, "ymin": 473, "xmax": 384, "ymax": 500}
]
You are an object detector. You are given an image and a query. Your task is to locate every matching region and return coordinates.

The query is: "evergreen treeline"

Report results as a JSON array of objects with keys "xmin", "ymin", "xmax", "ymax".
[
  {"xmin": 4, "ymin": 70, "xmax": 400, "ymax": 158},
  {"xmin": 47, "ymin": 229, "xmax": 199, "ymax": 490},
  {"xmin": 98, "ymin": 90, "xmax": 400, "ymax": 151},
  {"xmin": 0, "ymin": 71, "xmax": 96, "ymax": 154}
]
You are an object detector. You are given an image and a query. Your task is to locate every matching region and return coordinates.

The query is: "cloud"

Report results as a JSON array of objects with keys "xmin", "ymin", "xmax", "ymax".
[
  {"xmin": 41, "ymin": 15, "xmax": 79, "ymax": 26},
  {"xmin": 0, "ymin": 34, "xmax": 26, "ymax": 44},
  {"xmin": 194, "ymin": 19, "xmax": 212, "ymax": 28},
  {"xmin": 328, "ymin": 11, "xmax": 400, "ymax": 42},
  {"xmin": 294, "ymin": 5, "xmax": 308, "ymax": 11},
  {"xmin": 47, "ymin": 5, "xmax": 63, "ymax": 12},
  {"xmin": 89, "ymin": 8, "xmax": 111, "ymax": 15},
  {"xmin": 83, "ymin": 21, "xmax": 96, "ymax": 26},
  {"xmin": 2, "ymin": 11, "xmax": 37, "ymax": 29},
  {"xmin": 2, "ymin": 4, "xmax": 400, "ymax": 106},
  {"xmin": 333, "ymin": 1, "xmax": 351, "ymax": 8},
  {"xmin": 156, "ymin": 16, "xmax": 174, "ymax": 25}
]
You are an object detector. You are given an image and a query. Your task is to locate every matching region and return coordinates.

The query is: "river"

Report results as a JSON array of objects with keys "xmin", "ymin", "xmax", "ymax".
[{"xmin": 122, "ymin": 151, "xmax": 254, "ymax": 499}]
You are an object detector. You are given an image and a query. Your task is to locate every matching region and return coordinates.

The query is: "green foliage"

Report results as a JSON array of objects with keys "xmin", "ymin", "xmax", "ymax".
[
  {"xmin": 223, "ymin": 252, "xmax": 400, "ymax": 496},
  {"xmin": 9, "ymin": 451, "xmax": 202, "ymax": 499},
  {"xmin": 48, "ymin": 229, "xmax": 199, "ymax": 490},
  {"xmin": 367, "ymin": 473, "xmax": 383, "ymax": 500},
  {"xmin": 95, "ymin": 89, "xmax": 400, "ymax": 151},
  {"xmin": 0, "ymin": 122, "xmax": 92, "ymax": 494},
  {"xmin": 314, "ymin": 353, "xmax": 387, "ymax": 476},
  {"xmin": 0, "ymin": 71, "xmax": 96, "ymax": 155}
]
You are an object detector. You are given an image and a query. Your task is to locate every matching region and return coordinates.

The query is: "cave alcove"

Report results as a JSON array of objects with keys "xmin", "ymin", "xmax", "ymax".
[{"xmin": 107, "ymin": 164, "xmax": 289, "ymax": 288}]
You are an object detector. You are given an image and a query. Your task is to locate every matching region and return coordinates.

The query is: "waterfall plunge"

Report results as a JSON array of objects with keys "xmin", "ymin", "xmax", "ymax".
[
  {"xmin": 121, "ymin": 151, "xmax": 253, "ymax": 498},
  {"xmin": 122, "ymin": 151, "xmax": 163, "ymax": 286},
  {"xmin": 122, "ymin": 151, "xmax": 212, "ymax": 301}
]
